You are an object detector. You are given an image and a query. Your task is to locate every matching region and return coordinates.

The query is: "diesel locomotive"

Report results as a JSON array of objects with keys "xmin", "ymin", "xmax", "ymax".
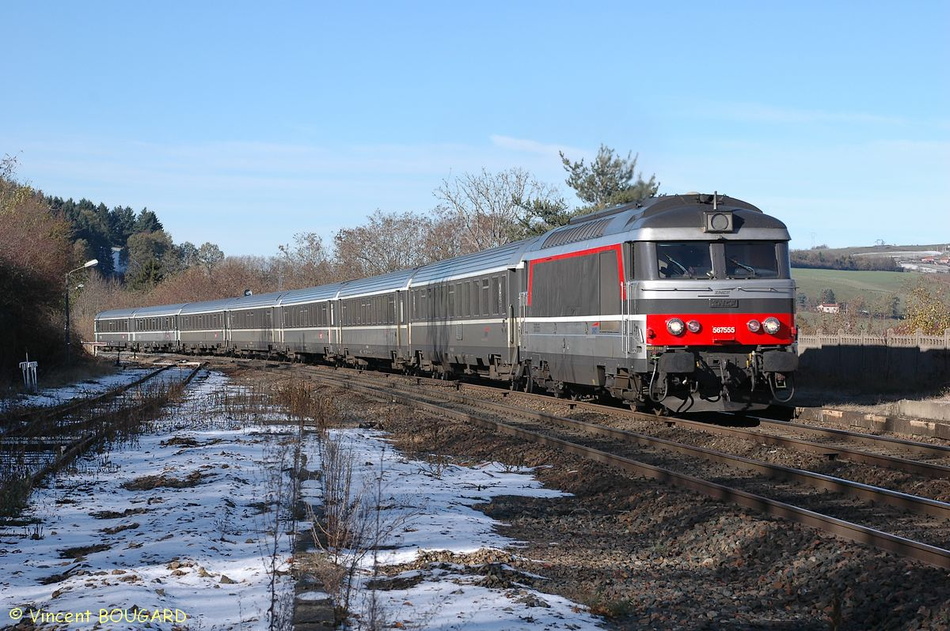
[{"xmin": 95, "ymin": 193, "xmax": 798, "ymax": 413}]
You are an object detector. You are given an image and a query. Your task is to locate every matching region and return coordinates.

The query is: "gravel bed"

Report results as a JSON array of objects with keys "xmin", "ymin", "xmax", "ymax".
[
  {"xmin": 377, "ymin": 380, "xmax": 950, "ymax": 549},
  {"xmin": 349, "ymin": 390, "xmax": 950, "ymax": 630},
  {"xmin": 458, "ymin": 384, "xmax": 950, "ymax": 502}
]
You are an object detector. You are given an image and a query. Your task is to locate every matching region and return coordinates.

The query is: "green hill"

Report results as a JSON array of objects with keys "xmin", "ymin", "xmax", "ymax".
[{"xmin": 791, "ymin": 268, "xmax": 911, "ymax": 304}]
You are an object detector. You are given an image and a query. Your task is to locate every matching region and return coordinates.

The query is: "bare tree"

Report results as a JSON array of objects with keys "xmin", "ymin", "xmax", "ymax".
[
  {"xmin": 278, "ymin": 232, "xmax": 336, "ymax": 289},
  {"xmin": 196, "ymin": 242, "xmax": 225, "ymax": 275},
  {"xmin": 433, "ymin": 167, "xmax": 561, "ymax": 252},
  {"xmin": 0, "ymin": 166, "xmax": 74, "ymax": 370},
  {"xmin": 332, "ymin": 209, "xmax": 436, "ymax": 279}
]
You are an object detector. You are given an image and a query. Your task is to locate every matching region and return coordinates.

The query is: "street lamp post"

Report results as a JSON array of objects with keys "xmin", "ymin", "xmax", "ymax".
[{"xmin": 65, "ymin": 258, "xmax": 98, "ymax": 364}]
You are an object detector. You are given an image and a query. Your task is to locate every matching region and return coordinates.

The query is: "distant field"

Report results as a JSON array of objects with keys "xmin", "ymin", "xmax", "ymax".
[{"xmin": 791, "ymin": 268, "xmax": 914, "ymax": 304}]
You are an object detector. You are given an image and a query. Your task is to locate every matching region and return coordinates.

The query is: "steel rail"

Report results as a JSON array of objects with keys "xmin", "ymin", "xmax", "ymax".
[
  {"xmin": 316, "ymin": 373, "xmax": 950, "ymax": 570},
  {"xmin": 676, "ymin": 422, "xmax": 950, "ymax": 479},
  {"xmin": 432, "ymin": 378, "xmax": 950, "ymax": 476},
  {"xmin": 379, "ymin": 381, "xmax": 950, "ymax": 521},
  {"xmin": 755, "ymin": 417, "xmax": 950, "ymax": 459}
]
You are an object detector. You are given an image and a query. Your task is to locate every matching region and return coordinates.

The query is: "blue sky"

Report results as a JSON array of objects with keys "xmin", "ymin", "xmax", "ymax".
[{"xmin": 3, "ymin": 1, "xmax": 948, "ymax": 257}]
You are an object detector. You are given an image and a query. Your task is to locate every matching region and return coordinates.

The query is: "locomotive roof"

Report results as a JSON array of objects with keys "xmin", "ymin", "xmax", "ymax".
[
  {"xmin": 528, "ymin": 193, "xmax": 789, "ymax": 256},
  {"xmin": 620, "ymin": 194, "xmax": 787, "ymax": 237}
]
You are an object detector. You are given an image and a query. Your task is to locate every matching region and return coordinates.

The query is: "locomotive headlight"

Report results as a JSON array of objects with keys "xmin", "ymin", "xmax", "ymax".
[
  {"xmin": 763, "ymin": 317, "xmax": 781, "ymax": 335},
  {"xmin": 666, "ymin": 318, "xmax": 686, "ymax": 336},
  {"xmin": 747, "ymin": 319, "xmax": 762, "ymax": 333},
  {"xmin": 687, "ymin": 319, "xmax": 702, "ymax": 333}
]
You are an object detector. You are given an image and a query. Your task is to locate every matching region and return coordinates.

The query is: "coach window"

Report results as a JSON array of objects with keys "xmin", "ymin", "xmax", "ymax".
[{"xmin": 457, "ymin": 283, "xmax": 467, "ymax": 318}]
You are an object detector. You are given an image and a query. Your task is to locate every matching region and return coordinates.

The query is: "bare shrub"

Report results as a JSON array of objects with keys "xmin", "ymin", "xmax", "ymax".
[
  {"xmin": 273, "ymin": 378, "xmax": 340, "ymax": 433},
  {"xmin": 309, "ymin": 434, "xmax": 413, "ymax": 630}
]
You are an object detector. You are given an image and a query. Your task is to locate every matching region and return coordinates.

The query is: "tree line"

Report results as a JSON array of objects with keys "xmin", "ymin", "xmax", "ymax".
[
  {"xmin": 0, "ymin": 145, "xmax": 657, "ymax": 379},
  {"xmin": 790, "ymin": 246, "xmax": 901, "ymax": 272},
  {"xmin": 44, "ymin": 196, "xmax": 225, "ymax": 291},
  {"xmin": 81, "ymin": 145, "xmax": 658, "ymax": 304}
]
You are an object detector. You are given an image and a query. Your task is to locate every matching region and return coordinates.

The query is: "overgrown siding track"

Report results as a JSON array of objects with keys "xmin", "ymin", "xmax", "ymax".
[
  {"xmin": 0, "ymin": 363, "xmax": 202, "ymax": 515},
  {"xmin": 252, "ymin": 363, "xmax": 950, "ymax": 569}
]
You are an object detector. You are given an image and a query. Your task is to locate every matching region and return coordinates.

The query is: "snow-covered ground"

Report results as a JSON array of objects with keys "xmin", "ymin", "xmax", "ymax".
[
  {"xmin": 304, "ymin": 429, "xmax": 605, "ymax": 630},
  {"xmin": 1, "ymin": 369, "xmax": 604, "ymax": 630}
]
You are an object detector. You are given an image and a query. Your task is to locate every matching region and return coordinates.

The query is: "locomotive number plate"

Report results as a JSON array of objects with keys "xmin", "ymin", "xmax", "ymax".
[{"xmin": 709, "ymin": 299, "xmax": 739, "ymax": 308}]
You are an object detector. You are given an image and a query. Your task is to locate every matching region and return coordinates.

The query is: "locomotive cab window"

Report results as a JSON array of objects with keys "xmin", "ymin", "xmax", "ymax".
[
  {"xmin": 657, "ymin": 242, "xmax": 713, "ymax": 279},
  {"xmin": 723, "ymin": 242, "xmax": 781, "ymax": 279}
]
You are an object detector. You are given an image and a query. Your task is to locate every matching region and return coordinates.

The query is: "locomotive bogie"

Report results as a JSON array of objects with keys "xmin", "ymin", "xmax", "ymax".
[{"xmin": 95, "ymin": 193, "xmax": 799, "ymax": 414}]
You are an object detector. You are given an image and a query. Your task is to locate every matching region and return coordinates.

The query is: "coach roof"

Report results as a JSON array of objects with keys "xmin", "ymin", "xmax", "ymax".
[
  {"xmin": 411, "ymin": 238, "xmax": 538, "ymax": 285},
  {"xmin": 337, "ymin": 268, "xmax": 416, "ymax": 298},
  {"xmin": 280, "ymin": 281, "xmax": 347, "ymax": 305},
  {"xmin": 225, "ymin": 290, "xmax": 287, "ymax": 311}
]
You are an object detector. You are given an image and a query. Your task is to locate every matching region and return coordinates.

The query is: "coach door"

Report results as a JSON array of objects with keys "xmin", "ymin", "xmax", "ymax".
[
  {"xmin": 506, "ymin": 268, "xmax": 520, "ymax": 365},
  {"xmin": 396, "ymin": 291, "xmax": 408, "ymax": 357},
  {"xmin": 329, "ymin": 302, "xmax": 339, "ymax": 346},
  {"xmin": 262, "ymin": 307, "xmax": 274, "ymax": 347}
]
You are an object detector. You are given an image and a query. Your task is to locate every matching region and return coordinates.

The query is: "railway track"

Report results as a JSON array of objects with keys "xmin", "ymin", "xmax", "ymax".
[
  {"xmin": 0, "ymin": 362, "xmax": 204, "ymax": 511},
  {"xmin": 262, "ymin": 363, "xmax": 950, "ymax": 569}
]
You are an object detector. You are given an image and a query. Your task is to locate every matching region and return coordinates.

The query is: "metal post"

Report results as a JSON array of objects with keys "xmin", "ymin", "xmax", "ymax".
[{"xmin": 64, "ymin": 278, "xmax": 71, "ymax": 361}]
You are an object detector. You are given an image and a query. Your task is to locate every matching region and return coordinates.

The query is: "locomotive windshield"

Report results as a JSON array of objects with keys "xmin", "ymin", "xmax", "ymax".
[
  {"xmin": 649, "ymin": 241, "xmax": 786, "ymax": 280},
  {"xmin": 657, "ymin": 242, "xmax": 713, "ymax": 279},
  {"xmin": 724, "ymin": 242, "xmax": 780, "ymax": 278}
]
